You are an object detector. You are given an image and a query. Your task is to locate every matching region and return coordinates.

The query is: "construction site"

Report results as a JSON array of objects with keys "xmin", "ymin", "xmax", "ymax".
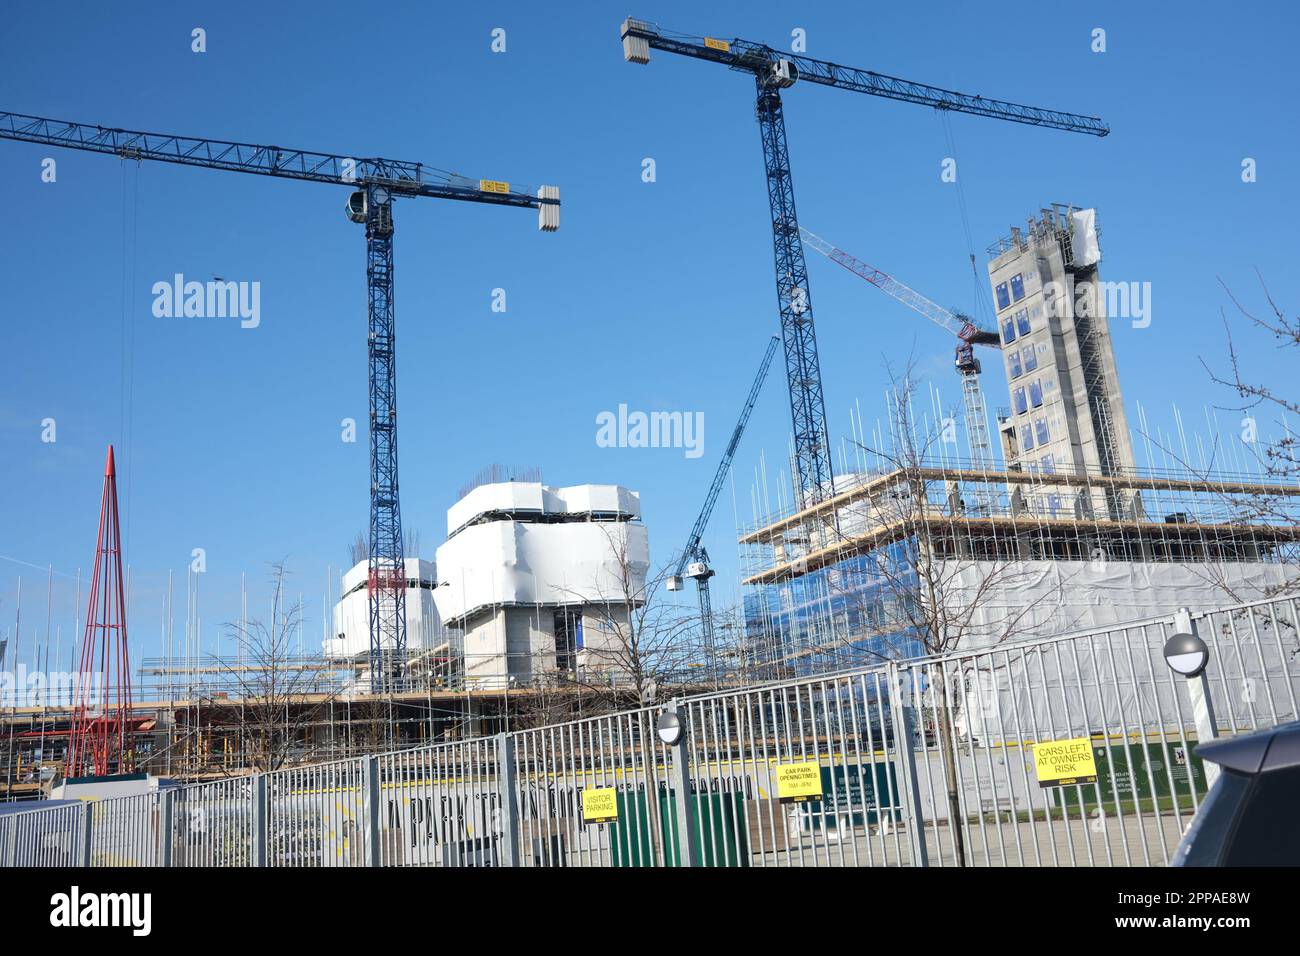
[{"xmin": 1, "ymin": 13, "xmax": 1297, "ymax": 880}]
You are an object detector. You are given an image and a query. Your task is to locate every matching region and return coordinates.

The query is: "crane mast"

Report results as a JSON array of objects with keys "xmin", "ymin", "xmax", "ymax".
[
  {"xmin": 620, "ymin": 18, "xmax": 1105, "ymax": 513},
  {"xmin": 669, "ymin": 336, "xmax": 780, "ymax": 683},
  {"xmin": 1, "ymin": 111, "xmax": 560, "ymax": 692}
]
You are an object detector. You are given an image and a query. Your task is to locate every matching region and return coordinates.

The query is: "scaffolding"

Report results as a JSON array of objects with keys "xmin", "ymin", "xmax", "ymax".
[{"xmin": 738, "ymin": 458, "xmax": 1300, "ymax": 679}]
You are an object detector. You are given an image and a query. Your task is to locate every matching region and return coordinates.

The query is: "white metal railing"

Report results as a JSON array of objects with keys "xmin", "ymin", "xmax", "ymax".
[{"xmin": 3, "ymin": 594, "xmax": 1297, "ymax": 868}]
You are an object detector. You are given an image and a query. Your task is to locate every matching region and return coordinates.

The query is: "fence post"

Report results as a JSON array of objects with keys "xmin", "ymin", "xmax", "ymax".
[
  {"xmin": 888, "ymin": 662, "xmax": 930, "ymax": 868},
  {"xmin": 159, "ymin": 789, "xmax": 174, "ymax": 868},
  {"xmin": 252, "ymin": 774, "xmax": 269, "ymax": 867},
  {"xmin": 496, "ymin": 734, "xmax": 521, "ymax": 867},
  {"xmin": 79, "ymin": 800, "xmax": 94, "ymax": 867},
  {"xmin": 1173, "ymin": 607, "xmax": 1221, "ymax": 790},
  {"xmin": 363, "ymin": 756, "xmax": 382, "ymax": 867},
  {"xmin": 666, "ymin": 699, "xmax": 700, "ymax": 867}
]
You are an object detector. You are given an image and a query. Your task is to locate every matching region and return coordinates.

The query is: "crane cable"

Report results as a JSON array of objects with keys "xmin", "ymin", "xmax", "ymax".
[
  {"xmin": 938, "ymin": 111, "xmax": 995, "ymax": 328},
  {"xmin": 119, "ymin": 159, "xmax": 140, "ymax": 564}
]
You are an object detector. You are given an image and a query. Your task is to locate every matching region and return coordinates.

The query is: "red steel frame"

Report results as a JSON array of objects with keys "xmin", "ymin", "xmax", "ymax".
[{"xmin": 67, "ymin": 445, "xmax": 134, "ymax": 777}]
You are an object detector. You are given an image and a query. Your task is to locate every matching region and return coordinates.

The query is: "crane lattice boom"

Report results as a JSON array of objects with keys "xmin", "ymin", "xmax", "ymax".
[
  {"xmin": 801, "ymin": 227, "xmax": 999, "ymax": 473},
  {"xmin": 673, "ymin": 335, "xmax": 781, "ymax": 582},
  {"xmin": 0, "ymin": 111, "xmax": 559, "ymax": 214}
]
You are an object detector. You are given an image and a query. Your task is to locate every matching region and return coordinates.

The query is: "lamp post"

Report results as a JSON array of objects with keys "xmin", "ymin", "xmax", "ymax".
[{"xmin": 1164, "ymin": 608, "xmax": 1220, "ymax": 789}]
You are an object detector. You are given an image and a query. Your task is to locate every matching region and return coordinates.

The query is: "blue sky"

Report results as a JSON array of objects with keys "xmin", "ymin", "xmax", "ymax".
[{"xmin": 2, "ymin": 0, "xmax": 1297, "ymax": 668}]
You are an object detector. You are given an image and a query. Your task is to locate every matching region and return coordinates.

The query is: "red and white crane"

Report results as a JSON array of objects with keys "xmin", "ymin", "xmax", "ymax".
[{"xmin": 800, "ymin": 227, "xmax": 1001, "ymax": 472}]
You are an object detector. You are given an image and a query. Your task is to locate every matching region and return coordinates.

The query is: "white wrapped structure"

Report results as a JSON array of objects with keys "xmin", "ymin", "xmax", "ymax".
[
  {"xmin": 434, "ymin": 482, "xmax": 649, "ymax": 689},
  {"xmin": 325, "ymin": 558, "xmax": 448, "ymax": 661}
]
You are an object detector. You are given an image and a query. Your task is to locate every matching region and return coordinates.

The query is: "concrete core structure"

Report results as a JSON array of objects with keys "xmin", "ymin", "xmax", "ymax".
[
  {"xmin": 433, "ymin": 482, "xmax": 650, "ymax": 690},
  {"xmin": 987, "ymin": 205, "xmax": 1137, "ymax": 488}
]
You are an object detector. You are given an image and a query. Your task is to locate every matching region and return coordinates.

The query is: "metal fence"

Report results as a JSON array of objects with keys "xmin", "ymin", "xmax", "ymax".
[{"xmin": 3, "ymin": 594, "xmax": 1298, "ymax": 868}]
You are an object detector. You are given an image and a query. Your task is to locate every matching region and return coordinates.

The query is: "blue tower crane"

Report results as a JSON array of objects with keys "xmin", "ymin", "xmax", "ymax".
[
  {"xmin": 620, "ymin": 19, "xmax": 1107, "ymax": 511},
  {"xmin": 0, "ymin": 111, "xmax": 560, "ymax": 692},
  {"xmin": 667, "ymin": 336, "xmax": 780, "ymax": 683}
]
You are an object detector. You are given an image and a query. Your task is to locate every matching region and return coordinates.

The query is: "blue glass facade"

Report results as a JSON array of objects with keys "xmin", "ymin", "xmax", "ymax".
[{"xmin": 743, "ymin": 541, "xmax": 926, "ymax": 677}]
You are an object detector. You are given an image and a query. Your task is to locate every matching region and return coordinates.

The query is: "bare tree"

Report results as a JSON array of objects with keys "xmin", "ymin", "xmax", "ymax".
[
  {"xmin": 1143, "ymin": 276, "xmax": 1300, "ymax": 602},
  {"xmin": 812, "ymin": 360, "xmax": 1070, "ymax": 864},
  {"xmin": 210, "ymin": 562, "xmax": 338, "ymax": 772},
  {"xmin": 348, "ymin": 533, "xmax": 367, "ymax": 568},
  {"xmin": 554, "ymin": 524, "xmax": 701, "ymax": 708},
  {"xmin": 510, "ymin": 672, "xmax": 592, "ymax": 730},
  {"xmin": 1204, "ymin": 275, "xmax": 1299, "ymax": 493}
]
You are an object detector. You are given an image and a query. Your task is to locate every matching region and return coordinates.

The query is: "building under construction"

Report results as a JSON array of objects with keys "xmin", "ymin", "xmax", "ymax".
[
  {"xmin": 988, "ymin": 205, "xmax": 1136, "ymax": 480},
  {"xmin": 0, "ymin": 479, "xmax": 705, "ymax": 800},
  {"xmin": 740, "ymin": 204, "xmax": 1300, "ymax": 678},
  {"xmin": 5, "ymin": 205, "xmax": 1295, "ymax": 799}
]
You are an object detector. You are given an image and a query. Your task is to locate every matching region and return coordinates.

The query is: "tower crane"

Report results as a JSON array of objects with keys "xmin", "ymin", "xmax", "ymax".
[
  {"xmin": 620, "ymin": 18, "xmax": 1106, "ymax": 510},
  {"xmin": 667, "ymin": 336, "xmax": 780, "ymax": 683},
  {"xmin": 800, "ymin": 227, "xmax": 1000, "ymax": 472},
  {"xmin": 0, "ymin": 111, "xmax": 560, "ymax": 691}
]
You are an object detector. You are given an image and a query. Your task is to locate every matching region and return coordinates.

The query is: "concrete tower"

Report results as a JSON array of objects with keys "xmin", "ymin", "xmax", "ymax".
[{"xmin": 987, "ymin": 205, "xmax": 1136, "ymax": 494}]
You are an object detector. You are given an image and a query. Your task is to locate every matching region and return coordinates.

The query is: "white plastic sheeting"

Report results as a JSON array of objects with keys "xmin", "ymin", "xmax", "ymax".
[
  {"xmin": 942, "ymin": 558, "xmax": 1298, "ymax": 649},
  {"xmin": 447, "ymin": 482, "xmax": 640, "ymax": 537},
  {"xmin": 434, "ymin": 521, "xmax": 649, "ymax": 626},
  {"xmin": 325, "ymin": 558, "xmax": 446, "ymax": 660},
  {"xmin": 1069, "ymin": 208, "xmax": 1101, "ymax": 267}
]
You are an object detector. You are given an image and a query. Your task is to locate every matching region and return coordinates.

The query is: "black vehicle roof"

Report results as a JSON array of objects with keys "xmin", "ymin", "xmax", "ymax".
[{"xmin": 1196, "ymin": 719, "xmax": 1300, "ymax": 775}]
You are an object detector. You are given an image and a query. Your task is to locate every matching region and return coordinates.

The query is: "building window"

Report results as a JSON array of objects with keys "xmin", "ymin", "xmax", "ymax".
[
  {"xmin": 554, "ymin": 609, "xmax": 582, "ymax": 672},
  {"xmin": 1041, "ymin": 454, "xmax": 1056, "ymax": 474},
  {"xmin": 1034, "ymin": 418, "xmax": 1049, "ymax": 445},
  {"xmin": 995, "ymin": 282, "xmax": 1010, "ymax": 310},
  {"xmin": 1010, "ymin": 273, "xmax": 1025, "ymax": 302},
  {"xmin": 1015, "ymin": 309, "xmax": 1031, "ymax": 336},
  {"xmin": 1022, "ymin": 345, "xmax": 1038, "ymax": 372},
  {"xmin": 1029, "ymin": 379, "xmax": 1043, "ymax": 407},
  {"xmin": 1002, "ymin": 317, "xmax": 1017, "ymax": 345},
  {"xmin": 1020, "ymin": 424, "xmax": 1034, "ymax": 451},
  {"xmin": 1013, "ymin": 386, "xmax": 1028, "ymax": 415},
  {"xmin": 1008, "ymin": 351, "xmax": 1022, "ymax": 378}
]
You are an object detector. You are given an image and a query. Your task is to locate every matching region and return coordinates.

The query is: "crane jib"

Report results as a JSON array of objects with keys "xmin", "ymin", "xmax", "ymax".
[
  {"xmin": 0, "ymin": 110, "xmax": 561, "ymax": 212},
  {"xmin": 620, "ymin": 20, "xmax": 1108, "ymax": 137}
]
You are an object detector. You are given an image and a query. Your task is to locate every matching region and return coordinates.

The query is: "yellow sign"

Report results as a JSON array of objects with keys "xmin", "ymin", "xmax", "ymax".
[
  {"xmin": 582, "ymin": 787, "xmax": 619, "ymax": 824},
  {"xmin": 703, "ymin": 37, "xmax": 731, "ymax": 53},
  {"xmin": 1033, "ymin": 737, "xmax": 1099, "ymax": 788},
  {"xmin": 478, "ymin": 179, "xmax": 511, "ymax": 194},
  {"xmin": 774, "ymin": 761, "xmax": 823, "ymax": 803}
]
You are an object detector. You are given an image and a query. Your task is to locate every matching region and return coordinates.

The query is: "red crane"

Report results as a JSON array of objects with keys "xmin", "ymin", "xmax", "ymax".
[{"xmin": 67, "ymin": 445, "xmax": 135, "ymax": 778}]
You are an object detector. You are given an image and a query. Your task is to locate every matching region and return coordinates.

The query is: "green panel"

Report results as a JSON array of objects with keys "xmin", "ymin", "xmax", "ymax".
[
  {"xmin": 655, "ymin": 791, "xmax": 751, "ymax": 868},
  {"xmin": 1057, "ymin": 739, "xmax": 1207, "ymax": 808},
  {"xmin": 609, "ymin": 790, "xmax": 655, "ymax": 868},
  {"xmin": 803, "ymin": 762, "xmax": 901, "ymax": 830}
]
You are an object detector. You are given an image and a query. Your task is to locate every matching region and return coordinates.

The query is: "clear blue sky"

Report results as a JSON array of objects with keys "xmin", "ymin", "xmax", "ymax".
[{"xmin": 2, "ymin": 0, "xmax": 1297, "ymax": 667}]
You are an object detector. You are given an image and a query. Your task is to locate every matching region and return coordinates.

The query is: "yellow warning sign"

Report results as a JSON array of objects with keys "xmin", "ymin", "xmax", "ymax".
[
  {"xmin": 703, "ymin": 37, "xmax": 731, "ymax": 53},
  {"xmin": 1033, "ymin": 737, "xmax": 1099, "ymax": 788},
  {"xmin": 774, "ymin": 761, "xmax": 823, "ymax": 804},
  {"xmin": 478, "ymin": 179, "xmax": 511, "ymax": 194},
  {"xmin": 581, "ymin": 787, "xmax": 619, "ymax": 824}
]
